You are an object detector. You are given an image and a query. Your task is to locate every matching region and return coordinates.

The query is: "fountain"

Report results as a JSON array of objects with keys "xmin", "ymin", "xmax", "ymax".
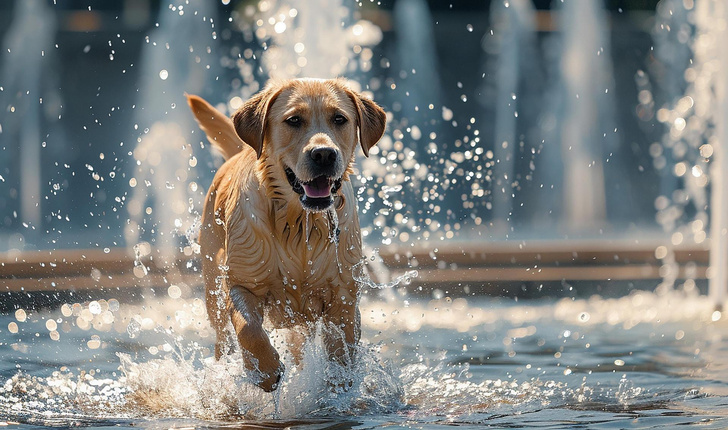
[
  {"xmin": 651, "ymin": 0, "xmax": 691, "ymax": 201},
  {"xmin": 127, "ymin": 0, "xmax": 221, "ymax": 270},
  {"xmin": 392, "ymin": 0, "xmax": 442, "ymax": 119},
  {"xmin": 649, "ymin": 0, "xmax": 728, "ymax": 309},
  {"xmin": 483, "ymin": 0, "xmax": 537, "ymax": 229},
  {"xmin": 553, "ymin": 0, "xmax": 613, "ymax": 231},
  {"xmin": 0, "ymin": 0, "xmax": 57, "ymax": 243},
  {"xmin": 693, "ymin": 0, "xmax": 728, "ymax": 309}
]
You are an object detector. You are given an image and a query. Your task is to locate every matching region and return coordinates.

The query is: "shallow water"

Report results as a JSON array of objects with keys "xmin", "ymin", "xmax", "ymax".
[{"xmin": 1, "ymin": 289, "xmax": 727, "ymax": 429}]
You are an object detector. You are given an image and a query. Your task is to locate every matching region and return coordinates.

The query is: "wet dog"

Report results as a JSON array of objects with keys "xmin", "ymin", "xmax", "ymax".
[{"xmin": 187, "ymin": 79, "xmax": 386, "ymax": 391}]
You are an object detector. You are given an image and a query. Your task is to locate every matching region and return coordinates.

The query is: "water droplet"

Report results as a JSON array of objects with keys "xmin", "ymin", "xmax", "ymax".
[
  {"xmin": 159, "ymin": 69, "xmax": 169, "ymax": 80},
  {"xmin": 89, "ymin": 301, "xmax": 102, "ymax": 315},
  {"xmin": 127, "ymin": 318, "xmax": 141, "ymax": 339},
  {"xmin": 87, "ymin": 336, "xmax": 101, "ymax": 349},
  {"xmin": 168, "ymin": 285, "xmax": 182, "ymax": 299},
  {"xmin": 61, "ymin": 304, "xmax": 73, "ymax": 317}
]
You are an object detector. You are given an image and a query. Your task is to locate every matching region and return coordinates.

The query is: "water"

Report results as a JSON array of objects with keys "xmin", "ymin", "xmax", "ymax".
[
  {"xmin": 554, "ymin": 0, "xmax": 612, "ymax": 231},
  {"xmin": 126, "ymin": 0, "xmax": 222, "ymax": 266},
  {"xmin": 485, "ymin": 0, "xmax": 536, "ymax": 229},
  {"xmin": 2, "ymin": 289, "xmax": 727, "ymax": 428},
  {"xmin": 0, "ymin": 0, "xmax": 57, "ymax": 237}
]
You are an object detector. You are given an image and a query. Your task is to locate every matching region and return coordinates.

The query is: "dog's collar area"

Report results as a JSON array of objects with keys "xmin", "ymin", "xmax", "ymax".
[{"xmin": 284, "ymin": 167, "xmax": 342, "ymax": 212}]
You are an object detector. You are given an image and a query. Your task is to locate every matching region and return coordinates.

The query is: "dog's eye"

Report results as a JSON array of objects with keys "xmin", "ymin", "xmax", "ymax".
[
  {"xmin": 285, "ymin": 116, "xmax": 302, "ymax": 127},
  {"xmin": 333, "ymin": 114, "xmax": 348, "ymax": 125}
]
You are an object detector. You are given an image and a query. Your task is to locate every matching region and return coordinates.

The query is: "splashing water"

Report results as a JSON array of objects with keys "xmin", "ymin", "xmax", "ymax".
[
  {"xmin": 304, "ymin": 209, "xmax": 312, "ymax": 251},
  {"xmin": 353, "ymin": 259, "xmax": 418, "ymax": 291},
  {"xmin": 1, "ymin": 322, "xmax": 403, "ymax": 423},
  {"xmin": 131, "ymin": 242, "xmax": 149, "ymax": 278},
  {"xmin": 326, "ymin": 207, "xmax": 342, "ymax": 274},
  {"xmin": 3, "ymin": 289, "xmax": 726, "ymax": 427}
]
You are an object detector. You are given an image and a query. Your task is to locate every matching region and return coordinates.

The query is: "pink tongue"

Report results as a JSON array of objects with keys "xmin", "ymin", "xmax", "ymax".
[{"xmin": 302, "ymin": 177, "xmax": 332, "ymax": 198}]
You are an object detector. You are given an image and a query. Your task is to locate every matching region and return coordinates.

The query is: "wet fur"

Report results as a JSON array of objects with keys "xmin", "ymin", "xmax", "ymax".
[{"xmin": 187, "ymin": 79, "xmax": 386, "ymax": 391}]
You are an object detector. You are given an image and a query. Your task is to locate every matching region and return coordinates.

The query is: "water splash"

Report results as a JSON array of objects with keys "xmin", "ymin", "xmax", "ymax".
[
  {"xmin": 0, "ymin": 0, "xmax": 58, "ymax": 235},
  {"xmin": 132, "ymin": 242, "xmax": 150, "ymax": 278},
  {"xmin": 326, "ymin": 207, "xmax": 342, "ymax": 274},
  {"xmin": 126, "ymin": 0, "xmax": 220, "ymax": 265},
  {"xmin": 353, "ymin": 259, "xmax": 418, "ymax": 290},
  {"xmin": 304, "ymin": 209, "xmax": 312, "ymax": 250},
  {"xmin": 0, "ymin": 370, "xmax": 129, "ymax": 427},
  {"xmin": 484, "ymin": 0, "xmax": 537, "ymax": 229},
  {"xmin": 116, "ymin": 322, "xmax": 403, "ymax": 420},
  {"xmin": 251, "ymin": 0, "xmax": 380, "ymax": 80},
  {"xmin": 554, "ymin": 0, "xmax": 614, "ymax": 230},
  {"xmin": 2, "ymin": 289, "xmax": 726, "ymax": 426}
]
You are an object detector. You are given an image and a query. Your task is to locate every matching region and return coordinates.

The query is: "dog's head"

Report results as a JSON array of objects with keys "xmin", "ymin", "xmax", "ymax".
[{"xmin": 233, "ymin": 78, "xmax": 386, "ymax": 212}]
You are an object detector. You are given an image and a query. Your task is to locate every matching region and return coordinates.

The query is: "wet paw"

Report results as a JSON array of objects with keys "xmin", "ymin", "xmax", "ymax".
[{"xmin": 257, "ymin": 363, "xmax": 285, "ymax": 392}]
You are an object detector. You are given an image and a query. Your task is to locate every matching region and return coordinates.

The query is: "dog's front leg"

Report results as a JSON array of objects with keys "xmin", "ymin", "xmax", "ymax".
[
  {"xmin": 228, "ymin": 285, "xmax": 284, "ymax": 392},
  {"xmin": 323, "ymin": 296, "xmax": 361, "ymax": 391},
  {"xmin": 324, "ymin": 295, "xmax": 361, "ymax": 367}
]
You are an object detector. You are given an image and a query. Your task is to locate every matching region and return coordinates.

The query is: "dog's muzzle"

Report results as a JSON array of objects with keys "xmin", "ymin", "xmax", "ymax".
[{"xmin": 285, "ymin": 167, "xmax": 342, "ymax": 211}]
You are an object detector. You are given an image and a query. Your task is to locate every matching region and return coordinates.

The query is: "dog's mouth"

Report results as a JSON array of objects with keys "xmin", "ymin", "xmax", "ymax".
[{"xmin": 285, "ymin": 167, "xmax": 342, "ymax": 211}]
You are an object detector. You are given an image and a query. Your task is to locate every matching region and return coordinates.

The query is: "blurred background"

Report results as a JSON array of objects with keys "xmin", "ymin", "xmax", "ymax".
[
  {"xmin": 5, "ymin": 4, "xmax": 728, "ymax": 426},
  {"xmin": 2, "ymin": 0, "xmax": 724, "ymax": 299},
  {"xmin": 0, "ymin": 0, "xmax": 686, "ymax": 249}
]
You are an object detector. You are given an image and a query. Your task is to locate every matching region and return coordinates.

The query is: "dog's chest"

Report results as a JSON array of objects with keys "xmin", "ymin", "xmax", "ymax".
[
  {"xmin": 275, "ymin": 218, "xmax": 344, "ymax": 289},
  {"xmin": 225, "ymin": 205, "xmax": 357, "ymax": 301}
]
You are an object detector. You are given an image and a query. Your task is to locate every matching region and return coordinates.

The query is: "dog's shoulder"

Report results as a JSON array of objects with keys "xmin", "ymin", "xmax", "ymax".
[{"xmin": 209, "ymin": 150, "xmax": 268, "ymax": 222}]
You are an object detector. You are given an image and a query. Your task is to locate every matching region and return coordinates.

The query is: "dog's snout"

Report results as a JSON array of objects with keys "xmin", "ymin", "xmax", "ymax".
[{"xmin": 310, "ymin": 147, "xmax": 338, "ymax": 167}]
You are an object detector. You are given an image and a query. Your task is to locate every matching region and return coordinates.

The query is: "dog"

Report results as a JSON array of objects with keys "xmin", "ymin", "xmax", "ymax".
[{"xmin": 186, "ymin": 78, "xmax": 386, "ymax": 392}]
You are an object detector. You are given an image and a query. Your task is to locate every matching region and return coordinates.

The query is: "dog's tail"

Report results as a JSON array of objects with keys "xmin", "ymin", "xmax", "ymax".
[{"xmin": 186, "ymin": 94, "xmax": 244, "ymax": 161}]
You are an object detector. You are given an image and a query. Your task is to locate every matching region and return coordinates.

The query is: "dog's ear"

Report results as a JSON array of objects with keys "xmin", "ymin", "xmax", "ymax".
[
  {"xmin": 347, "ymin": 90, "xmax": 387, "ymax": 157},
  {"xmin": 232, "ymin": 85, "xmax": 281, "ymax": 159}
]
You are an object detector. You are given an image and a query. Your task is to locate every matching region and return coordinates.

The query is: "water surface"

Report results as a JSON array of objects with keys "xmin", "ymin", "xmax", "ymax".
[{"xmin": 1, "ymin": 289, "xmax": 727, "ymax": 428}]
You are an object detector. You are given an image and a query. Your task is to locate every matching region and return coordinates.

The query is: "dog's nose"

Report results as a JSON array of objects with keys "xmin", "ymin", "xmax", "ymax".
[{"xmin": 310, "ymin": 147, "xmax": 337, "ymax": 167}]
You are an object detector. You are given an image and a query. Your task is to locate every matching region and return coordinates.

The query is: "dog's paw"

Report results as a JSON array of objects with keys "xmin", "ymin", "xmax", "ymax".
[{"xmin": 257, "ymin": 362, "xmax": 285, "ymax": 392}]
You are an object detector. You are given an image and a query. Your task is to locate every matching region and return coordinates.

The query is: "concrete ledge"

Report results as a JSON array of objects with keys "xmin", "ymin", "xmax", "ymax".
[{"xmin": 0, "ymin": 239, "xmax": 709, "ymax": 293}]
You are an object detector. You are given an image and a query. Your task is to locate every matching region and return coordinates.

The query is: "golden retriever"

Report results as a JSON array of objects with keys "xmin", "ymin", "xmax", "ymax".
[{"xmin": 186, "ymin": 78, "xmax": 386, "ymax": 392}]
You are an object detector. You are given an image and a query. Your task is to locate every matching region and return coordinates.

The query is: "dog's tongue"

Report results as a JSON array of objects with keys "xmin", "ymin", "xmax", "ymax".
[{"xmin": 302, "ymin": 176, "xmax": 332, "ymax": 198}]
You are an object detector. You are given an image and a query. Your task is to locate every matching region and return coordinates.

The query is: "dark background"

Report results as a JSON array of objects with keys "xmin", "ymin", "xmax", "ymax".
[{"xmin": 0, "ymin": 0, "xmax": 681, "ymax": 252}]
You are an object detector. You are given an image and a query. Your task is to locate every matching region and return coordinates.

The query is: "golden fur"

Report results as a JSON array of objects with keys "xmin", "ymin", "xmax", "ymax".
[{"xmin": 186, "ymin": 79, "xmax": 386, "ymax": 391}]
